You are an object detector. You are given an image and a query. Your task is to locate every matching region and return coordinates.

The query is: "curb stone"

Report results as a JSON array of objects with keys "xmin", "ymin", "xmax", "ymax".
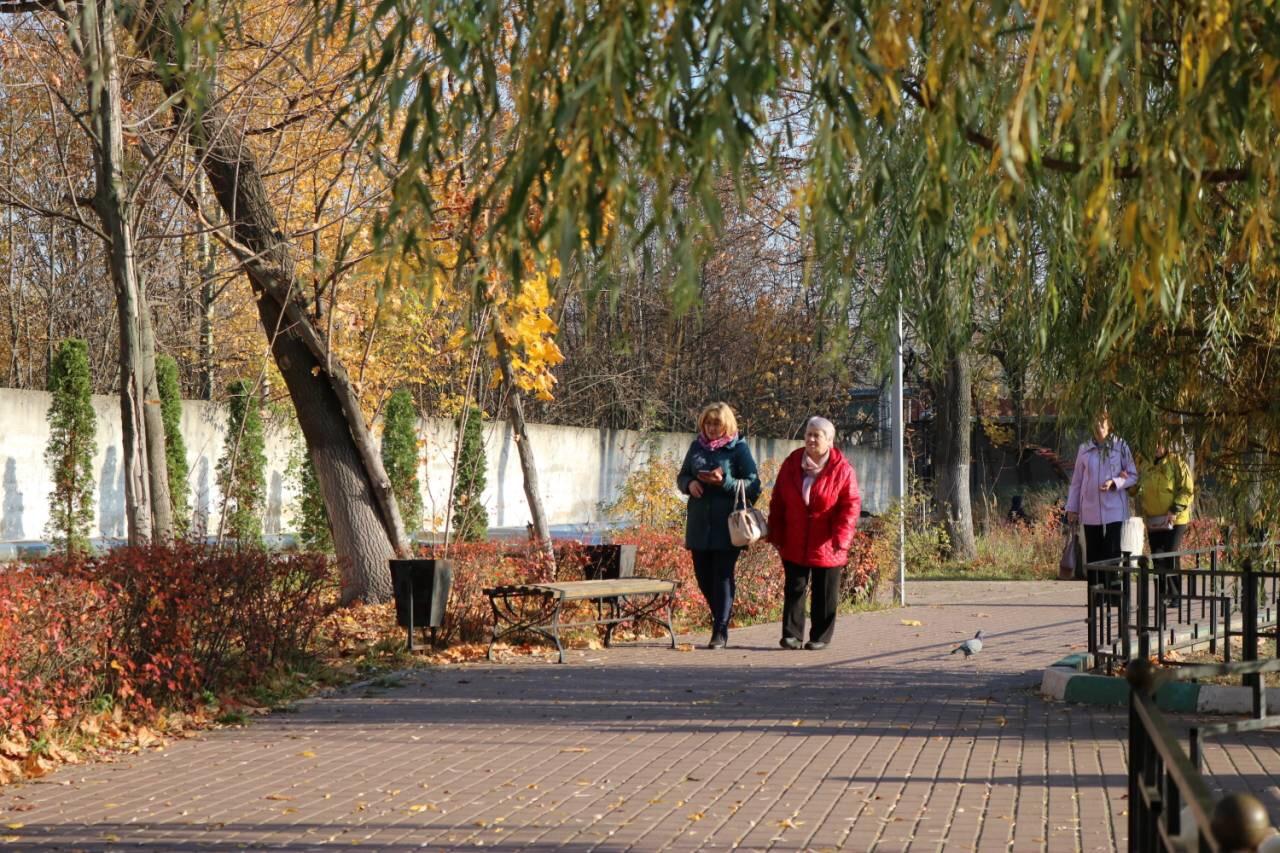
[{"xmin": 1041, "ymin": 656, "xmax": 1280, "ymax": 713}]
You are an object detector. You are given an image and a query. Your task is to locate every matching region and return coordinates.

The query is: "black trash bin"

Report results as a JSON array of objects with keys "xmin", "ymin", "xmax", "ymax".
[
  {"xmin": 389, "ymin": 558, "xmax": 453, "ymax": 651},
  {"xmin": 581, "ymin": 544, "xmax": 637, "ymax": 580}
]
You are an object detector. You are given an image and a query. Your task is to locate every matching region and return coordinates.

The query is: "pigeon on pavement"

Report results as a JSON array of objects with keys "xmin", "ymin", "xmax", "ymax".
[{"xmin": 951, "ymin": 630, "xmax": 984, "ymax": 657}]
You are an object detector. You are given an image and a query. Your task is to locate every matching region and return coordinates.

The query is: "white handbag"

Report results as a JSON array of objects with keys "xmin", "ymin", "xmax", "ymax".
[
  {"xmin": 728, "ymin": 480, "xmax": 768, "ymax": 547},
  {"xmin": 1120, "ymin": 515, "xmax": 1147, "ymax": 558}
]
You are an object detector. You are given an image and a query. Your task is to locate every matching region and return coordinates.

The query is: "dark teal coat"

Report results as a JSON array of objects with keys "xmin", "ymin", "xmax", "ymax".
[{"xmin": 676, "ymin": 437, "xmax": 761, "ymax": 551}]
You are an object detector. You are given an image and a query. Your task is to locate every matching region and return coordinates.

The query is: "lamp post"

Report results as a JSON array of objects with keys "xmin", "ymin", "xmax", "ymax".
[{"xmin": 893, "ymin": 302, "xmax": 906, "ymax": 606}]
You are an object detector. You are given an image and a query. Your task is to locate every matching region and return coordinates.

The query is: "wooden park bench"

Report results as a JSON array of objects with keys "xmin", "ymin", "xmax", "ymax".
[{"xmin": 483, "ymin": 578, "xmax": 679, "ymax": 663}]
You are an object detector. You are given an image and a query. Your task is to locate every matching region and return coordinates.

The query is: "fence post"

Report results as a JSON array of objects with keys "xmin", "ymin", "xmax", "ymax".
[
  {"xmin": 1242, "ymin": 557, "xmax": 1262, "ymax": 718},
  {"xmin": 1137, "ymin": 554, "xmax": 1151, "ymax": 662}
]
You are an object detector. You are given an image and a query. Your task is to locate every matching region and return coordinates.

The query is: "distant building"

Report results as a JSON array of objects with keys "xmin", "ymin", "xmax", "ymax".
[{"xmin": 842, "ymin": 385, "xmax": 925, "ymax": 447}]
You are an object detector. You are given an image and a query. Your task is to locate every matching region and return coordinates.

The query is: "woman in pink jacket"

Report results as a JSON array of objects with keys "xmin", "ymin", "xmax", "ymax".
[{"xmin": 1066, "ymin": 411, "xmax": 1138, "ymax": 586}]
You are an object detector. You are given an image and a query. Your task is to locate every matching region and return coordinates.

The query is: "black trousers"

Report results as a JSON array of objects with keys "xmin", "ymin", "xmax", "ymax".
[
  {"xmin": 690, "ymin": 549, "xmax": 740, "ymax": 634},
  {"xmin": 1148, "ymin": 523, "xmax": 1188, "ymax": 598},
  {"xmin": 1083, "ymin": 521, "xmax": 1123, "ymax": 588},
  {"xmin": 782, "ymin": 562, "xmax": 843, "ymax": 644}
]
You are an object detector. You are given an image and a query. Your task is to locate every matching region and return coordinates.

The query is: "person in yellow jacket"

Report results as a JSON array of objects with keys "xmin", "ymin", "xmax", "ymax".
[{"xmin": 1132, "ymin": 433, "xmax": 1195, "ymax": 601}]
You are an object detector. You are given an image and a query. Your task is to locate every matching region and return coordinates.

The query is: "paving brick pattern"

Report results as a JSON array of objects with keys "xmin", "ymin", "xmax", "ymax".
[{"xmin": 3, "ymin": 580, "xmax": 1278, "ymax": 851}]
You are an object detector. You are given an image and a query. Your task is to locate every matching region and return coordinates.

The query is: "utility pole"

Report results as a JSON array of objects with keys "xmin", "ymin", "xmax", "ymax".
[{"xmin": 893, "ymin": 303, "xmax": 906, "ymax": 606}]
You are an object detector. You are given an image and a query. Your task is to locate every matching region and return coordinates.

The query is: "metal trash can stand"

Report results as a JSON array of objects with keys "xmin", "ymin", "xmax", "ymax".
[
  {"xmin": 389, "ymin": 558, "xmax": 453, "ymax": 651},
  {"xmin": 581, "ymin": 544, "xmax": 636, "ymax": 581}
]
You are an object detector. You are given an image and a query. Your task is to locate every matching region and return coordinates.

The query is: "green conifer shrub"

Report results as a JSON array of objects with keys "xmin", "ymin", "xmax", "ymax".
[{"xmin": 44, "ymin": 338, "xmax": 97, "ymax": 555}]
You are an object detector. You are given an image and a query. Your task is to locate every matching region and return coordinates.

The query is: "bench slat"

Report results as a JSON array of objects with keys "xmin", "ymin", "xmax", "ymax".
[{"xmin": 484, "ymin": 578, "xmax": 675, "ymax": 601}]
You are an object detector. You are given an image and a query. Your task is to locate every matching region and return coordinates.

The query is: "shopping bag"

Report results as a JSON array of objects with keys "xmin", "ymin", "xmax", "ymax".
[{"xmin": 1059, "ymin": 529, "xmax": 1084, "ymax": 580}]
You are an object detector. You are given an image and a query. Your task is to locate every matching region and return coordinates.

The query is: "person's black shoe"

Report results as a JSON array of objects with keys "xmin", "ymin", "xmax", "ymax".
[
  {"xmin": 804, "ymin": 641, "xmax": 828, "ymax": 651},
  {"xmin": 707, "ymin": 631, "xmax": 727, "ymax": 649},
  {"xmin": 779, "ymin": 637, "xmax": 803, "ymax": 650}
]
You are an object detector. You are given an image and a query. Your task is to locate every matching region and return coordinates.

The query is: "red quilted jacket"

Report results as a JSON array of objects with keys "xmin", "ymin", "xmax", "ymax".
[{"xmin": 766, "ymin": 447, "xmax": 862, "ymax": 568}]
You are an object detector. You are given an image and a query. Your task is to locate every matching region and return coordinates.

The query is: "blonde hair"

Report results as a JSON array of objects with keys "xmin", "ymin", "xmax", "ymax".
[{"xmin": 697, "ymin": 402, "xmax": 738, "ymax": 437}]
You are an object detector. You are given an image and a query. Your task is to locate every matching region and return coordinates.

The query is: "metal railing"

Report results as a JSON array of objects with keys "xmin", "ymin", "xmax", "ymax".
[
  {"xmin": 1127, "ymin": 658, "xmax": 1280, "ymax": 851},
  {"xmin": 1086, "ymin": 542, "xmax": 1280, "ymax": 693}
]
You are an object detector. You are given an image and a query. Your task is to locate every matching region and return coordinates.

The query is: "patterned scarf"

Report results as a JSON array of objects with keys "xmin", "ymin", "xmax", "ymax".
[
  {"xmin": 698, "ymin": 431, "xmax": 737, "ymax": 452},
  {"xmin": 801, "ymin": 451, "xmax": 829, "ymax": 505}
]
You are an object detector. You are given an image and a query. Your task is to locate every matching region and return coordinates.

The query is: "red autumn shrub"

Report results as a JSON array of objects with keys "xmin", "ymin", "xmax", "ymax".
[
  {"xmin": 85, "ymin": 543, "xmax": 335, "ymax": 701},
  {"xmin": 0, "ymin": 567, "xmax": 112, "ymax": 736},
  {"xmin": 0, "ymin": 544, "xmax": 335, "ymax": 739},
  {"xmin": 417, "ymin": 540, "xmax": 557, "ymax": 643}
]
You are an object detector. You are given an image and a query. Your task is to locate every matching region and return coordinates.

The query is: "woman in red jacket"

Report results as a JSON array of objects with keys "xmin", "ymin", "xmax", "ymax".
[{"xmin": 767, "ymin": 416, "xmax": 862, "ymax": 650}]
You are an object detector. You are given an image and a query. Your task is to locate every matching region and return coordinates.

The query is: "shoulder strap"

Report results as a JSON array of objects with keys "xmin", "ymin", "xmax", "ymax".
[{"xmin": 734, "ymin": 479, "xmax": 747, "ymax": 510}]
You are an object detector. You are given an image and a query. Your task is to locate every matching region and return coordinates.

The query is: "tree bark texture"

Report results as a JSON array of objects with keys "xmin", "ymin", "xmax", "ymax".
[
  {"xmin": 932, "ymin": 350, "xmax": 977, "ymax": 561},
  {"xmin": 74, "ymin": 0, "xmax": 172, "ymax": 545},
  {"xmin": 130, "ymin": 1, "xmax": 409, "ymax": 602}
]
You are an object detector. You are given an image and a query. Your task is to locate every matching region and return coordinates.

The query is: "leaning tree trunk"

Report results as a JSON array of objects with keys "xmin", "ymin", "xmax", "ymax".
[
  {"xmin": 932, "ymin": 349, "xmax": 977, "ymax": 562},
  {"xmin": 194, "ymin": 114, "xmax": 407, "ymax": 603},
  {"xmin": 496, "ymin": 337, "xmax": 556, "ymax": 572},
  {"xmin": 72, "ymin": 0, "xmax": 172, "ymax": 545},
  {"xmin": 130, "ymin": 1, "xmax": 408, "ymax": 602}
]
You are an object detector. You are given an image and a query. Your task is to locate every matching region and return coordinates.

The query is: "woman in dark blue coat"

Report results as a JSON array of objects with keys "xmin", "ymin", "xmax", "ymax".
[{"xmin": 675, "ymin": 402, "xmax": 761, "ymax": 649}]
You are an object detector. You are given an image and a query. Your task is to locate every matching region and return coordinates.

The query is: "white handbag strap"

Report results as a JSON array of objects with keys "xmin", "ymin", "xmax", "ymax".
[{"xmin": 734, "ymin": 479, "xmax": 747, "ymax": 510}]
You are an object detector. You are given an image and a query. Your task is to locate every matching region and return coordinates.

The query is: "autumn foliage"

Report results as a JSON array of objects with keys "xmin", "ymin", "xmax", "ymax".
[{"xmin": 0, "ymin": 545, "xmax": 333, "ymax": 743}]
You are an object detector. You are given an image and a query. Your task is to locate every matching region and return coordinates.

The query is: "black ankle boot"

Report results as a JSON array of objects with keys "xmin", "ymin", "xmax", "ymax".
[{"xmin": 707, "ymin": 629, "xmax": 727, "ymax": 649}]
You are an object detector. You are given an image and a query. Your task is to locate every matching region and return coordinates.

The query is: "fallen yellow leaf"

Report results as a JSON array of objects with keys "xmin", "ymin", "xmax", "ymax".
[
  {"xmin": 900, "ymin": 619, "xmax": 923, "ymax": 627},
  {"xmin": 298, "ymin": 751, "xmax": 317, "ymax": 758},
  {"xmin": 3, "ymin": 824, "xmax": 22, "ymax": 830}
]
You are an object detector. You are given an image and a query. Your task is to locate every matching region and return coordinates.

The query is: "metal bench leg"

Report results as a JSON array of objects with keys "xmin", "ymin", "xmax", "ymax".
[
  {"xmin": 550, "ymin": 599, "xmax": 566, "ymax": 663},
  {"xmin": 486, "ymin": 593, "xmax": 503, "ymax": 661},
  {"xmin": 603, "ymin": 597, "xmax": 620, "ymax": 647},
  {"xmin": 664, "ymin": 594, "xmax": 677, "ymax": 648}
]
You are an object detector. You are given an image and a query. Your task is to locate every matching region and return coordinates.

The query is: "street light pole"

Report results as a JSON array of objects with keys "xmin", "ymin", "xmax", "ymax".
[{"xmin": 893, "ymin": 302, "xmax": 906, "ymax": 606}]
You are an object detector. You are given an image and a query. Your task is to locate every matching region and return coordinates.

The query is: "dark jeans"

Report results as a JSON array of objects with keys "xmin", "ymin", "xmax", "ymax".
[
  {"xmin": 1083, "ymin": 521, "xmax": 1123, "ymax": 589},
  {"xmin": 1149, "ymin": 523, "xmax": 1188, "ymax": 598},
  {"xmin": 782, "ymin": 562, "xmax": 843, "ymax": 645},
  {"xmin": 690, "ymin": 548, "xmax": 740, "ymax": 634}
]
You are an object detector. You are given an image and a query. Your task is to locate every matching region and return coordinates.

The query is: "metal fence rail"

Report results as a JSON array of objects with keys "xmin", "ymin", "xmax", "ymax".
[
  {"xmin": 1127, "ymin": 659, "xmax": 1280, "ymax": 852},
  {"xmin": 1087, "ymin": 542, "xmax": 1280, "ymax": 692}
]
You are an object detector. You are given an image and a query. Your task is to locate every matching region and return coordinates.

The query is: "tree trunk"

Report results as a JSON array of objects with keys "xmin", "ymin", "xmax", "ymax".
[
  {"xmin": 932, "ymin": 349, "xmax": 977, "ymax": 561},
  {"xmin": 496, "ymin": 339, "xmax": 556, "ymax": 571},
  {"xmin": 138, "ymin": 284, "xmax": 173, "ymax": 541},
  {"xmin": 73, "ymin": 0, "xmax": 172, "ymax": 545},
  {"xmin": 196, "ymin": 116, "xmax": 405, "ymax": 602},
  {"xmin": 131, "ymin": 2, "xmax": 408, "ymax": 602},
  {"xmin": 196, "ymin": 169, "xmax": 215, "ymax": 401},
  {"xmin": 1010, "ymin": 375, "xmax": 1032, "ymax": 490}
]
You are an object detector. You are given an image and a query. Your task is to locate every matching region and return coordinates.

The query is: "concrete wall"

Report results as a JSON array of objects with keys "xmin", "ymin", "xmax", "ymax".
[
  {"xmin": 0, "ymin": 386, "xmax": 893, "ymax": 543},
  {"xmin": 0, "ymin": 388, "xmax": 297, "ymax": 543}
]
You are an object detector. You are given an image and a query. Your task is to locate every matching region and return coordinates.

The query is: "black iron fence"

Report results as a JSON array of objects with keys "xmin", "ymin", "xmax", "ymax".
[
  {"xmin": 1086, "ymin": 541, "xmax": 1280, "ymax": 694},
  {"xmin": 1127, "ymin": 658, "xmax": 1280, "ymax": 851}
]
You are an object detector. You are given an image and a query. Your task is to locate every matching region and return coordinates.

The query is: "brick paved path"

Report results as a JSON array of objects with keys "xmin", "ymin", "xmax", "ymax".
[{"xmin": 3, "ymin": 581, "xmax": 1278, "ymax": 851}]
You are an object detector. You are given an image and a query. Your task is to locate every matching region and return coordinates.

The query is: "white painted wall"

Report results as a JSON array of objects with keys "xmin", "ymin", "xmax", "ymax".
[
  {"xmin": 0, "ymin": 387, "xmax": 893, "ymax": 543},
  {"xmin": 0, "ymin": 388, "xmax": 296, "ymax": 543}
]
